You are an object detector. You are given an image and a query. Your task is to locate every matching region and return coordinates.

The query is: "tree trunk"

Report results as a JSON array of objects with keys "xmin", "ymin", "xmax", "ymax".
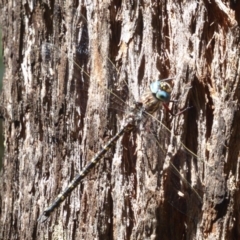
[{"xmin": 0, "ymin": 0, "xmax": 240, "ymax": 239}]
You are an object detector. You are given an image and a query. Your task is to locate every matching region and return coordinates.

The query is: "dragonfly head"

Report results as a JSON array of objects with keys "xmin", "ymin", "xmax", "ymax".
[{"xmin": 150, "ymin": 81, "xmax": 172, "ymax": 103}]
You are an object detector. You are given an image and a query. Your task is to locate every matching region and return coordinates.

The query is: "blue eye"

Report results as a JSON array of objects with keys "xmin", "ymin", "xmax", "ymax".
[
  {"xmin": 155, "ymin": 90, "xmax": 170, "ymax": 101},
  {"xmin": 150, "ymin": 81, "xmax": 172, "ymax": 102}
]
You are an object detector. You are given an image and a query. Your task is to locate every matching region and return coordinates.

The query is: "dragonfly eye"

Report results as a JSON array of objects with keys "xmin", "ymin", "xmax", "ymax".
[
  {"xmin": 150, "ymin": 81, "xmax": 172, "ymax": 102},
  {"xmin": 155, "ymin": 90, "xmax": 171, "ymax": 102}
]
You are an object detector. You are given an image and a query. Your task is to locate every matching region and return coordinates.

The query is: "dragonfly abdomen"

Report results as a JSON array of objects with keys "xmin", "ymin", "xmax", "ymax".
[{"xmin": 38, "ymin": 117, "xmax": 135, "ymax": 222}]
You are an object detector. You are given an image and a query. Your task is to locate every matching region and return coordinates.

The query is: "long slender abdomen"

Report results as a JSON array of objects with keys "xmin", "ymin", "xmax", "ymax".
[{"xmin": 38, "ymin": 120, "xmax": 134, "ymax": 222}]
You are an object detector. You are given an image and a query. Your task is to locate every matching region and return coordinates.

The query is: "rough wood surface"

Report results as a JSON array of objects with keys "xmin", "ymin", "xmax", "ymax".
[{"xmin": 0, "ymin": 0, "xmax": 240, "ymax": 239}]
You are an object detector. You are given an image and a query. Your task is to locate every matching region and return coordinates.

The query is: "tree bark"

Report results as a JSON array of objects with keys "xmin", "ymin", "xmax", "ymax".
[{"xmin": 0, "ymin": 0, "xmax": 240, "ymax": 239}]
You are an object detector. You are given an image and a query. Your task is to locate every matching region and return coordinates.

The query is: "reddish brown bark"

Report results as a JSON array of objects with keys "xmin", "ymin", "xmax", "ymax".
[{"xmin": 0, "ymin": 1, "xmax": 240, "ymax": 239}]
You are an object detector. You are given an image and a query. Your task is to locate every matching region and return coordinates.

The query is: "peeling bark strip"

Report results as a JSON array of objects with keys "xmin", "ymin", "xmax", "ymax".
[{"xmin": 1, "ymin": 1, "xmax": 240, "ymax": 240}]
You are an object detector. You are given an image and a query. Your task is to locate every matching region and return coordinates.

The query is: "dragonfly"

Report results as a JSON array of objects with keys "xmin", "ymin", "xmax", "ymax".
[
  {"xmin": 38, "ymin": 78, "xmax": 182, "ymax": 222},
  {"xmin": 37, "ymin": 14, "xmax": 205, "ymax": 225}
]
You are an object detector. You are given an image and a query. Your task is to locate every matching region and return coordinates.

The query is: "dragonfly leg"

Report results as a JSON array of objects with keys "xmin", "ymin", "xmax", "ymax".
[{"xmin": 163, "ymin": 102, "xmax": 193, "ymax": 117}]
